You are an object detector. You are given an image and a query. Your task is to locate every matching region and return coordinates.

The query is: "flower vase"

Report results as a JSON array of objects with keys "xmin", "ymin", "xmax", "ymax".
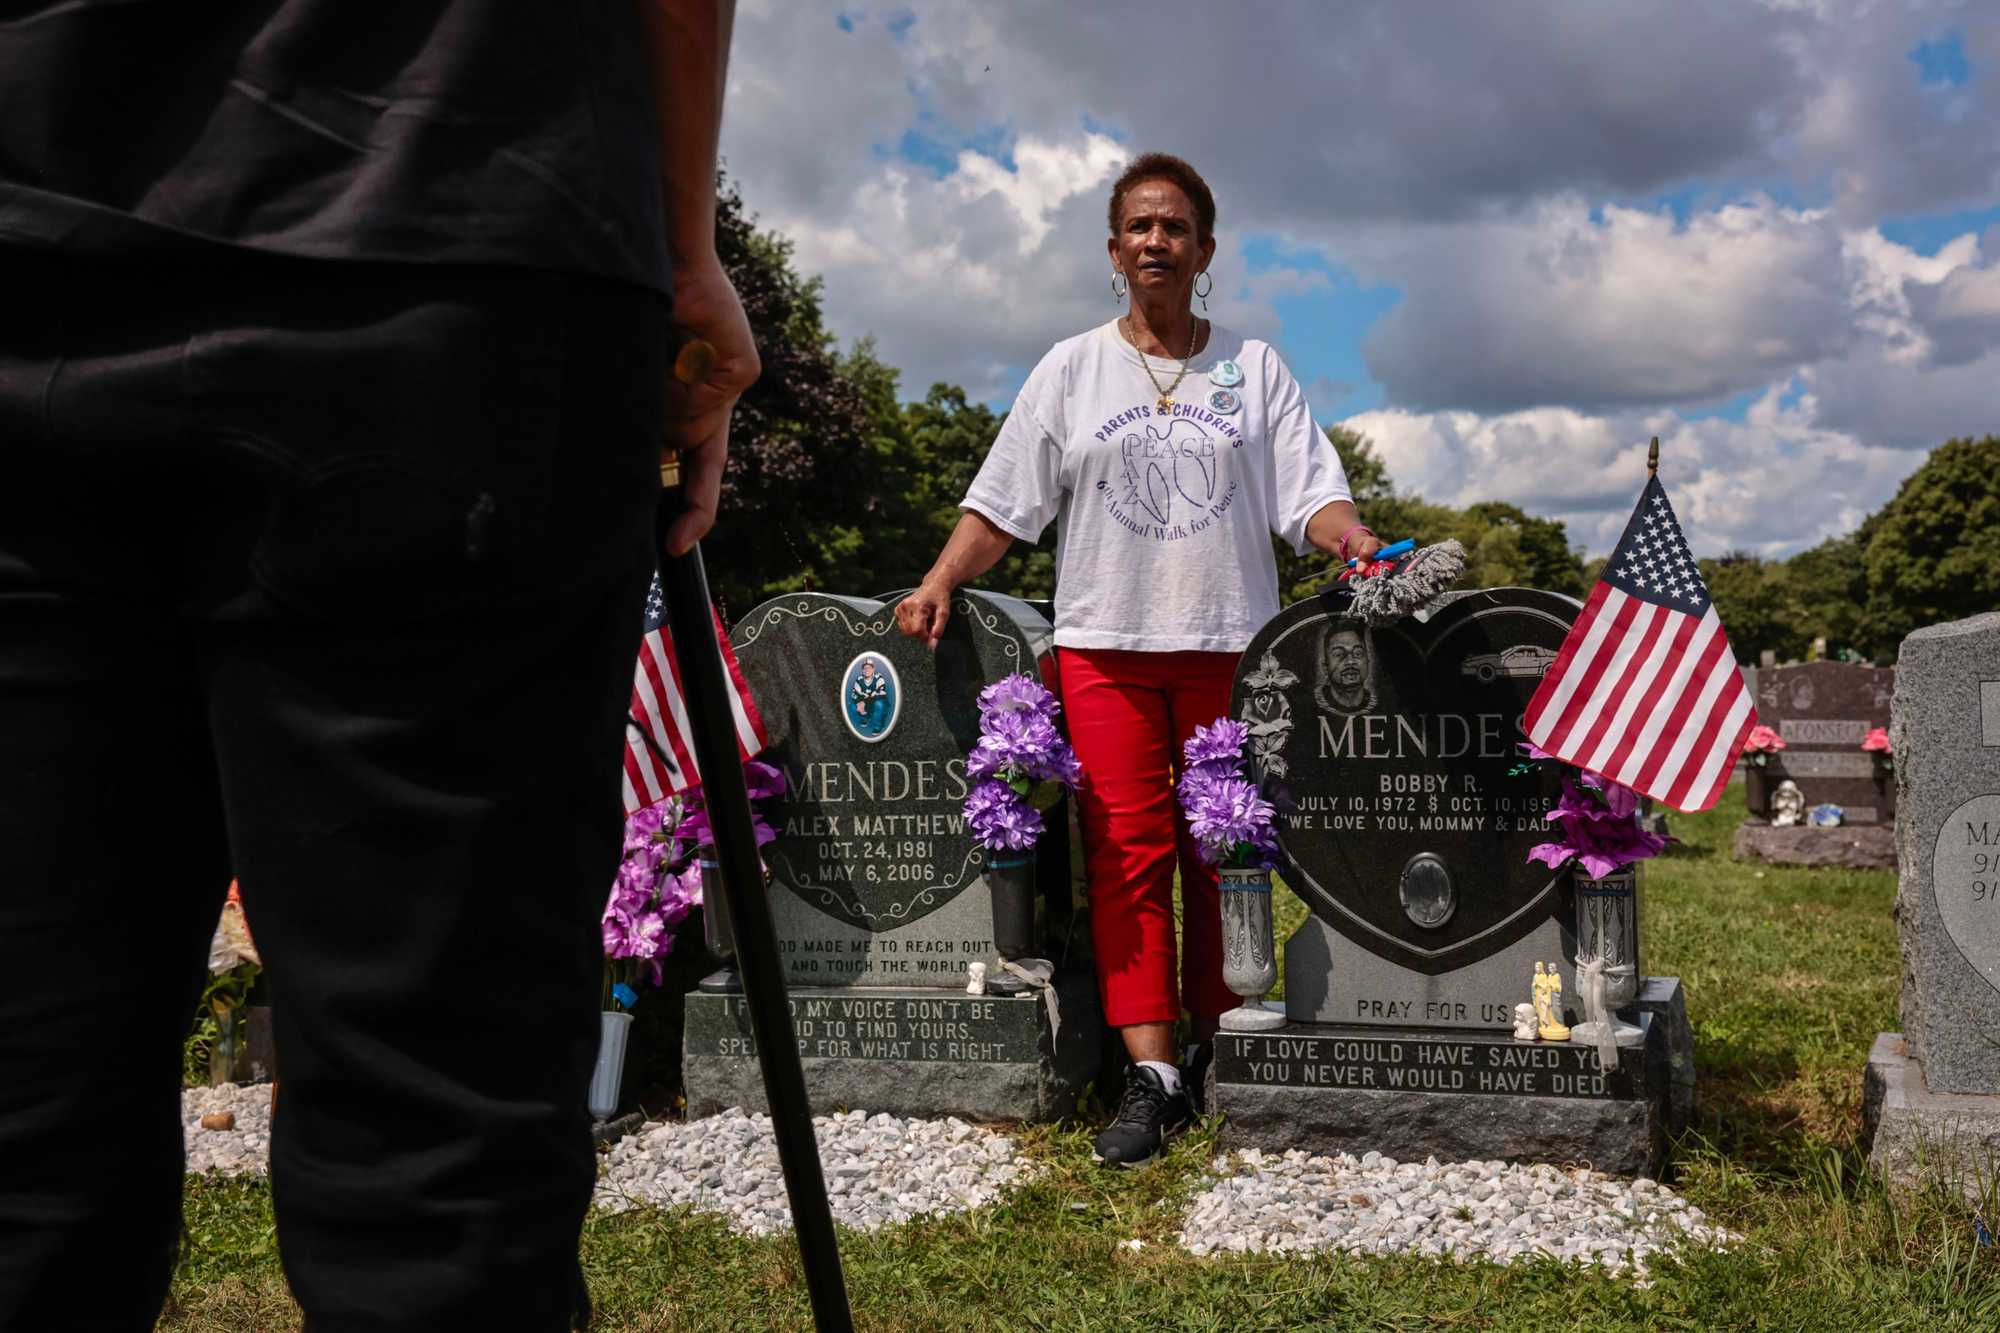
[
  {"xmin": 696, "ymin": 856, "xmax": 744, "ymax": 995},
  {"xmin": 1218, "ymin": 868, "xmax": 1286, "ymax": 1032},
  {"xmin": 1569, "ymin": 865, "xmax": 1644, "ymax": 1062},
  {"xmin": 983, "ymin": 854, "xmax": 1047, "ymax": 995},
  {"xmin": 588, "ymin": 1010, "xmax": 634, "ymax": 1121},
  {"xmin": 1745, "ymin": 761, "xmax": 1768, "ymax": 817}
]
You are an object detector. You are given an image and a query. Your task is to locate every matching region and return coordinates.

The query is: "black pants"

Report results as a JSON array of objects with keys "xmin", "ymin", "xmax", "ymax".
[{"xmin": 0, "ymin": 251, "xmax": 664, "ymax": 1330}]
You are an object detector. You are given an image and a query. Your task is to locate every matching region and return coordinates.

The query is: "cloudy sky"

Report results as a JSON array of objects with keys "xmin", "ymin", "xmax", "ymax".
[{"xmin": 720, "ymin": 0, "xmax": 2000, "ymax": 557}]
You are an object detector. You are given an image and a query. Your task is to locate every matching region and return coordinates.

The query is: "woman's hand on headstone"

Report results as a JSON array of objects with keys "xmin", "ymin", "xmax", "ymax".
[{"xmin": 896, "ymin": 581, "xmax": 953, "ymax": 649}]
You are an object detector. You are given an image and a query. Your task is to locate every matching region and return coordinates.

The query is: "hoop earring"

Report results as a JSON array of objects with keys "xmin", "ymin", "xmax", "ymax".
[
  {"xmin": 1111, "ymin": 270, "xmax": 1128, "ymax": 301},
  {"xmin": 1194, "ymin": 271, "xmax": 1212, "ymax": 312}
]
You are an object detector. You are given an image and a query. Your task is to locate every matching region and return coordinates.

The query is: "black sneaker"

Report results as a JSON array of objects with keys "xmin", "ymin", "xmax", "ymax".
[
  {"xmin": 1092, "ymin": 1065, "xmax": 1192, "ymax": 1168},
  {"xmin": 1182, "ymin": 1043, "xmax": 1214, "ymax": 1117}
]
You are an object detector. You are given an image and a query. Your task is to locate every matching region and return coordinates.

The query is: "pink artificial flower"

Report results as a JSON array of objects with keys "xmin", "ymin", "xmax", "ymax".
[
  {"xmin": 1744, "ymin": 724, "xmax": 1785, "ymax": 753},
  {"xmin": 1862, "ymin": 727, "xmax": 1891, "ymax": 754}
]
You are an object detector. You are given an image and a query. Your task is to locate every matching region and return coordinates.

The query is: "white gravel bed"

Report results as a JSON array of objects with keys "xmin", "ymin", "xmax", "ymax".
[
  {"xmin": 1179, "ymin": 1149, "xmax": 1731, "ymax": 1279},
  {"xmin": 181, "ymin": 1084, "xmax": 273, "ymax": 1177},
  {"xmin": 594, "ymin": 1108, "xmax": 1033, "ymax": 1236}
]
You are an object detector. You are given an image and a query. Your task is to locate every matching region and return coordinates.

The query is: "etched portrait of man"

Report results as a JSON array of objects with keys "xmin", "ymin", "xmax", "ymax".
[{"xmin": 1313, "ymin": 622, "xmax": 1377, "ymax": 716}]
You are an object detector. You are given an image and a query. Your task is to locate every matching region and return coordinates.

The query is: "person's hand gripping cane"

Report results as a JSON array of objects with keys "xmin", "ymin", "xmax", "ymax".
[{"xmin": 660, "ymin": 258, "xmax": 759, "ymax": 554}]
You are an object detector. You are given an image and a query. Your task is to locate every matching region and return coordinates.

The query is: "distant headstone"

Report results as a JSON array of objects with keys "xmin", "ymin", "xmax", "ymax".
[
  {"xmin": 1748, "ymin": 661, "xmax": 1896, "ymax": 824},
  {"xmin": 1864, "ymin": 612, "xmax": 2000, "ymax": 1198},
  {"xmin": 681, "ymin": 590, "xmax": 1099, "ymax": 1121},
  {"xmin": 1735, "ymin": 660, "xmax": 1897, "ymax": 868},
  {"xmin": 1209, "ymin": 588, "xmax": 1691, "ymax": 1176}
]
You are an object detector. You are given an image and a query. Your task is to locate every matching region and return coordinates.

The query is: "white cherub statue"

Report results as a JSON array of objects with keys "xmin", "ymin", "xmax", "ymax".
[
  {"xmin": 965, "ymin": 961, "xmax": 988, "ymax": 996},
  {"xmin": 1512, "ymin": 1002, "xmax": 1539, "ymax": 1041},
  {"xmin": 1771, "ymin": 779, "xmax": 1806, "ymax": 827}
]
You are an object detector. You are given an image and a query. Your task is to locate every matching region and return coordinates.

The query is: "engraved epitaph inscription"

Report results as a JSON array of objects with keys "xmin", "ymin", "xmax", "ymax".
[{"xmin": 1933, "ymin": 794, "xmax": 2000, "ymax": 997}]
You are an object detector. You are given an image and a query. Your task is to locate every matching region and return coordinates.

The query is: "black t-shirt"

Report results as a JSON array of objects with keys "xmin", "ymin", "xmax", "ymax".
[{"xmin": 0, "ymin": 2, "xmax": 668, "ymax": 292}]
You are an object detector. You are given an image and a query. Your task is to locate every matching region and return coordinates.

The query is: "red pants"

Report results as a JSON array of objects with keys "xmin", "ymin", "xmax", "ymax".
[{"xmin": 1060, "ymin": 647, "xmax": 1242, "ymax": 1028}]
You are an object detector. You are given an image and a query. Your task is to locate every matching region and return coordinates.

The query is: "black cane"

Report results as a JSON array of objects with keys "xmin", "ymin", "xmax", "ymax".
[{"xmin": 655, "ymin": 381, "xmax": 853, "ymax": 1331}]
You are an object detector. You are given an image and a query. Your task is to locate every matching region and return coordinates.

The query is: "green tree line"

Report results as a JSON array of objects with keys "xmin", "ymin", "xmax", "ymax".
[{"xmin": 704, "ymin": 174, "xmax": 1995, "ymax": 655}]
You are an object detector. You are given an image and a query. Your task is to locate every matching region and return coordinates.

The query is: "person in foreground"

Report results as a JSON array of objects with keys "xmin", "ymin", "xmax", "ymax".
[
  {"xmin": 0, "ymin": 3, "xmax": 755, "ymax": 1328},
  {"xmin": 896, "ymin": 153, "xmax": 1381, "ymax": 1168}
]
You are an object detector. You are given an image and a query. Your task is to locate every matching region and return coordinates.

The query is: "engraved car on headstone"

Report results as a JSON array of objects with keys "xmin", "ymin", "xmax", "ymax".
[{"xmin": 1458, "ymin": 644, "xmax": 1559, "ymax": 683}]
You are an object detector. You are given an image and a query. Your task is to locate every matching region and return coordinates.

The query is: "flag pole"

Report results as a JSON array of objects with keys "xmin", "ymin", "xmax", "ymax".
[
  {"xmin": 655, "ymin": 350, "xmax": 853, "ymax": 1333},
  {"xmin": 1647, "ymin": 435, "xmax": 1659, "ymax": 478}
]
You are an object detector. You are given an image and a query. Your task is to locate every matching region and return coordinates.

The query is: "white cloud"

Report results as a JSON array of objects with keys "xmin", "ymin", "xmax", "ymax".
[
  {"xmin": 713, "ymin": 1, "xmax": 2000, "ymax": 547},
  {"xmin": 1348, "ymin": 197, "xmax": 1850, "ymax": 412},
  {"xmin": 1345, "ymin": 384, "xmax": 1927, "ymax": 558}
]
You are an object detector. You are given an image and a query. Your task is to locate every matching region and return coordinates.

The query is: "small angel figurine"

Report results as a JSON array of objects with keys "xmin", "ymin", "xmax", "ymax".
[
  {"xmin": 1532, "ymin": 961, "xmax": 1571, "ymax": 1041},
  {"xmin": 965, "ymin": 961, "xmax": 988, "ymax": 996},
  {"xmin": 1512, "ymin": 1002, "xmax": 1539, "ymax": 1041}
]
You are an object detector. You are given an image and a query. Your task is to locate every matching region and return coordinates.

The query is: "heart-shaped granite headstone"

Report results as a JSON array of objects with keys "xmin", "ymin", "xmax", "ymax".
[
  {"xmin": 1233, "ymin": 587, "xmax": 1581, "ymax": 976},
  {"xmin": 731, "ymin": 590, "xmax": 1054, "ymax": 948}
]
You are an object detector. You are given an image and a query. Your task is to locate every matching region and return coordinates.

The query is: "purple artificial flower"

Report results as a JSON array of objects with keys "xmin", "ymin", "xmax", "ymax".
[
  {"xmin": 623, "ymin": 804, "xmax": 667, "ymax": 854},
  {"xmin": 743, "ymin": 759, "xmax": 789, "ymax": 801},
  {"xmin": 1185, "ymin": 775, "xmax": 1277, "ymax": 865},
  {"xmin": 1183, "ymin": 718, "xmax": 1249, "ymax": 768},
  {"xmin": 964, "ymin": 778, "xmax": 1044, "ymax": 851},
  {"xmin": 653, "ymin": 863, "xmax": 701, "ymax": 926},
  {"xmin": 977, "ymin": 674, "xmax": 1059, "ymax": 720},
  {"xmin": 1516, "ymin": 741, "xmax": 1557, "ymax": 763},
  {"xmin": 1530, "ymin": 778, "xmax": 1667, "ymax": 878},
  {"xmin": 1033, "ymin": 744, "xmax": 1084, "ymax": 788},
  {"xmin": 602, "ymin": 904, "xmax": 669, "ymax": 961},
  {"xmin": 967, "ymin": 699, "xmax": 1080, "ymax": 795}
]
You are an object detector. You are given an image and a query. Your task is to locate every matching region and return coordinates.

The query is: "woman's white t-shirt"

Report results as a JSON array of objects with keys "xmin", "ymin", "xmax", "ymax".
[{"xmin": 962, "ymin": 320, "xmax": 1352, "ymax": 653}]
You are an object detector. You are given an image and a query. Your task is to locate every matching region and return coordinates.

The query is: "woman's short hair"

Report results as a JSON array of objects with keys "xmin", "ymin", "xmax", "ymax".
[{"xmin": 1107, "ymin": 153, "xmax": 1216, "ymax": 243}]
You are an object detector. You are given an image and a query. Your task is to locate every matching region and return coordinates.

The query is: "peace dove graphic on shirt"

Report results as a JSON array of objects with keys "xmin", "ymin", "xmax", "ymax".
[{"xmin": 1118, "ymin": 420, "xmax": 1219, "ymax": 527}]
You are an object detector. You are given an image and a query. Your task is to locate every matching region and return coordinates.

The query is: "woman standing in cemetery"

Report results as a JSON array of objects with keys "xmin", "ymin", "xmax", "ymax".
[{"xmin": 896, "ymin": 153, "xmax": 1380, "ymax": 1166}]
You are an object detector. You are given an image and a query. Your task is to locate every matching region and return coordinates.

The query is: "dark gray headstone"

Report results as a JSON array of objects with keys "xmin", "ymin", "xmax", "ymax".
[
  {"xmin": 1211, "ymin": 586, "xmax": 1688, "ymax": 1175},
  {"xmin": 730, "ymin": 590, "xmax": 1053, "ymax": 989},
  {"xmin": 1749, "ymin": 661, "xmax": 1895, "ymax": 824},
  {"xmin": 1233, "ymin": 587, "xmax": 1582, "ymax": 1029}
]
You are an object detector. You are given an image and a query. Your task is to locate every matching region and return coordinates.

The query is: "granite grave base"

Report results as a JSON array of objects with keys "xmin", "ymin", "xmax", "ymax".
[
  {"xmin": 1864, "ymin": 1033, "xmax": 2000, "ymax": 1205},
  {"xmin": 1731, "ymin": 820, "xmax": 1897, "ymax": 869},
  {"xmin": 1213, "ymin": 978, "xmax": 1693, "ymax": 1178},
  {"xmin": 682, "ymin": 970, "xmax": 1100, "ymax": 1122}
]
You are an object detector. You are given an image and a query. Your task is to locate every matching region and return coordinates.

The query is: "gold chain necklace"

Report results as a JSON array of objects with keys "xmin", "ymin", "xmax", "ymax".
[{"xmin": 1122, "ymin": 314, "xmax": 1202, "ymax": 414}]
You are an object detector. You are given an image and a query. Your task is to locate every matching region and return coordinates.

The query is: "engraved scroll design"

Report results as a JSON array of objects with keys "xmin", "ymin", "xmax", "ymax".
[
  {"xmin": 782, "ymin": 845, "xmax": 987, "ymax": 929},
  {"xmin": 737, "ymin": 597, "xmax": 882, "ymax": 649}
]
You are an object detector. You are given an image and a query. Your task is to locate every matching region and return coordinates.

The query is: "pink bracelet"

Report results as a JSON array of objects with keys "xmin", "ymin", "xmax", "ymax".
[{"xmin": 1338, "ymin": 525, "xmax": 1376, "ymax": 560}]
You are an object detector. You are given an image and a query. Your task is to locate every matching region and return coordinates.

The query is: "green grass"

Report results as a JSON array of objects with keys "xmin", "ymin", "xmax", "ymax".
[{"xmin": 164, "ymin": 784, "xmax": 2000, "ymax": 1330}]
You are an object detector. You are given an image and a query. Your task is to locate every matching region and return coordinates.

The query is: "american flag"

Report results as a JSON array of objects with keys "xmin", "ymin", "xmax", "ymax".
[
  {"xmin": 1522, "ymin": 474, "xmax": 1757, "ymax": 812},
  {"xmin": 622, "ymin": 575, "xmax": 768, "ymax": 815}
]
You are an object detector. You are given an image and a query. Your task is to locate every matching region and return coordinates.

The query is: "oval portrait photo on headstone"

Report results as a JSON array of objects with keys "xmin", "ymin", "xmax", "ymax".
[{"xmin": 841, "ymin": 651, "xmax": 900, "ymax": 743}]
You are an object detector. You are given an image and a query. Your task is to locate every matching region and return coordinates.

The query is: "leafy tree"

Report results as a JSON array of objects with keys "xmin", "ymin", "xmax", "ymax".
[
  {"xmin": 1780, "ymin": 532, "xmax": 1867, "ymax": 660},
  {"xmin": 699, "ymin": 176, "xmax": 878, "ymax": 618},
  {"xmin": 1700, "ymin": 552, "xmax": 1800, "ymax": 665},
  {"xmin": 1270, "ymin": 426, "xmax": 1588, "ymax": 603},
  {"xmin": 1856, "ymin": 436, "xmax": 2000, "ymax": 653},
  {"xmin": 1462, "ymin": 502, "xmax": 1588, "ymax": 597}
]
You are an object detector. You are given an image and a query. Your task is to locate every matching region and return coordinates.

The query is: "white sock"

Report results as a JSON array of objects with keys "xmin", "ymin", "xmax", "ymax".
[{"xmin": 1138, "ymin": 1060, "xmax": 1182, "ymax": 1094}]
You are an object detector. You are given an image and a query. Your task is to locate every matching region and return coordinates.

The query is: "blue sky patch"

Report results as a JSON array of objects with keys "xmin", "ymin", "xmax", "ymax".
[
  {"xmin": 1241, "ymin": 234, "xmax": 1400, "ymax": 420},
  {"xmin": 1879, "ymin": 202, "xmax": 2000, "ymax": 256},
  {"xmin": 1910, "ymin": 31, "xmax": 1971, "ymax": 88}
]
